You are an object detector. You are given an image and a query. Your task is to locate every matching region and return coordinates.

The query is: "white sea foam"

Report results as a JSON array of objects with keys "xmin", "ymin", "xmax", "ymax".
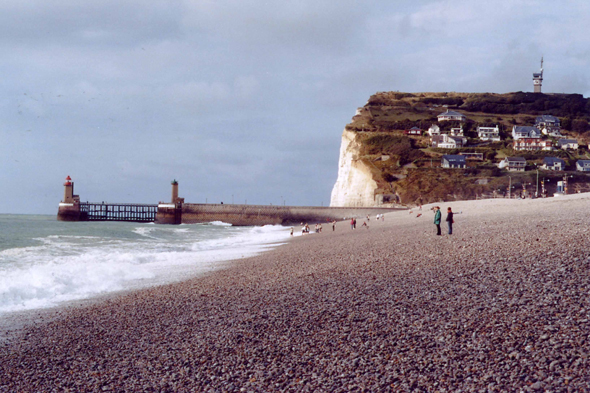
[
  {"xmin": 132, "ymin": 227, "xmax": 157, "ymax": 238},
  {"xmin": 208, "ymin": 221, "xmax": 232, "ymax": 226},
  {"xmin": 0, "ymin": 223, "xmax": 290, "ymax": 314}
]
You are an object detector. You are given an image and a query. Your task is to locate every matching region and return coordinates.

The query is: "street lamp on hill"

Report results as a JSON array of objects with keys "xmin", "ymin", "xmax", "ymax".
[{"xmin": 536, "ymin": 165, "xmax": 539, "ymax": 198}]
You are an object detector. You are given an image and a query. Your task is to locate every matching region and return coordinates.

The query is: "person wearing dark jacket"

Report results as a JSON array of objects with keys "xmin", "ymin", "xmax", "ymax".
[
  {"xmin": 433, "ymin": 206, "xmax": 441, "ymax": 235},
  {"xmin": 446, "ymin": 207, "xmax": 454, "ymax": 235}
]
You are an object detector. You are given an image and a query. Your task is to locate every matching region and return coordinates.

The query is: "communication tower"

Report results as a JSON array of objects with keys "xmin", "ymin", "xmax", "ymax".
[{"xmin": 533, "ymin": 57, "xmax": 543, "ymax": 93}]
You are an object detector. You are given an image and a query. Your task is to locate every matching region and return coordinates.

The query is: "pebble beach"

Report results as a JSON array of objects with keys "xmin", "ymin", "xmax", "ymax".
[{"xmin": 1, "ymin": 195, "xmax": 589, "ymax": 392}]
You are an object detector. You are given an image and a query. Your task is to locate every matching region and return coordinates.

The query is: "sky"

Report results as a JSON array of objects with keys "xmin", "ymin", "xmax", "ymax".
[{"xmin": 2, "ymin": 0, "xmax": 590, "ymax": 214}]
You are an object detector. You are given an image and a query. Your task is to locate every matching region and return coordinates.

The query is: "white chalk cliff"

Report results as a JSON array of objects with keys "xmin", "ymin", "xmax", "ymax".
[{"xmin": 330, "ymin": 130, "xmax": 378, "ymax": 207}]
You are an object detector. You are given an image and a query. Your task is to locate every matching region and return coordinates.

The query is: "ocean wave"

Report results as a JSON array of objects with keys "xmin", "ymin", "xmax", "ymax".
[
  {"xmin": 0, "ymin": 222, "xmax": 291, "ymax": 314},
  {"xmin": 207, "ymin": 221, "xmax": 233, "ymax": 226}
]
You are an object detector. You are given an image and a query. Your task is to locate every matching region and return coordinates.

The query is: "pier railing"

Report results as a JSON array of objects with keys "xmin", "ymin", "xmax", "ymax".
[{"xmin": 79, "ymin": 202, "xmax": 158, "ymax": 222}]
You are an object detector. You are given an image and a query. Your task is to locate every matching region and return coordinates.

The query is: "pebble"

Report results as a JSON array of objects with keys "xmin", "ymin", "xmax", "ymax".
[{"xmin": 1, "ymin": 196, "xmax": 590, "ymax": 391}]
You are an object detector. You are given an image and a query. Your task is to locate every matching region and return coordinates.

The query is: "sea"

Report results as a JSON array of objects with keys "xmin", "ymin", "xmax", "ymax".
[{"xmin": 0, "ymin": 214, "xmax": 291, "ymax": 316}]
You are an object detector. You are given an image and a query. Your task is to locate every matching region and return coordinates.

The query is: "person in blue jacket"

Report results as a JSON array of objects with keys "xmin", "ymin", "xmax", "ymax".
[
  {"xmin": 446, "ymin": 207, "xmax": 454, "ymax": 235},
  {"xmin": 433, "ymin": 206, "xmax": 441, "ymax": 236}
]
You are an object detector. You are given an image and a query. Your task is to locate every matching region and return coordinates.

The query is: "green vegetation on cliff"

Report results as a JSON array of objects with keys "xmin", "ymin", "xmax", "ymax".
[{"xmin": 347, "ymin": 91, "xmax": 590, "ymax": 205}]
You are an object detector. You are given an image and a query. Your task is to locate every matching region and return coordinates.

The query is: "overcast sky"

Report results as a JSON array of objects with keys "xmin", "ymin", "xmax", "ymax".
[{"xmin": 2, "ymin": 0, "xmax": 590, "ymax": 214}]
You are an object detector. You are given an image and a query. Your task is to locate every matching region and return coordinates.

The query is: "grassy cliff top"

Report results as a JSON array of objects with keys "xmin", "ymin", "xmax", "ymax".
[{"xmin": 348, "ymin": 91, "xmax": 590, "ymax": 134}]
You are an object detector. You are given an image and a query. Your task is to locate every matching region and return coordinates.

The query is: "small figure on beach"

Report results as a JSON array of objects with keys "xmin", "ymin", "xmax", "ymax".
[
  {"xmin": 446, "ymin": 207, "xmax": 454, "ymax": 235},
  {"xmin": 318, "ymin": 224, "xmax": 322, "ymax": 233},
  {"xmin": 290, "ymin": 227, "xmax": 293, "ymax": 236},
  {"xmin": 332, "ymin": 220, "xmax": 336, "ymax": 231},
  {"xmin": 350, "ymin": 218, "xmax": 354, "ymax": 230},
  {"xmin": 366, "ymin": 215, "xmax": 370, "ymax": 222},
  {"xmin": 361, "ymin": 221, "xmax": 368, "ymax": 229},
  {"xmin": 433, "ymin": 206, "xmax": 441, "ymax": 236},
  {"xmin": 353, "ymin": 218, "xmax": 357, "ymax": 229},
  {"xmin": 302, "ymin": 223, "xmax": 310, "ymax": 235}
]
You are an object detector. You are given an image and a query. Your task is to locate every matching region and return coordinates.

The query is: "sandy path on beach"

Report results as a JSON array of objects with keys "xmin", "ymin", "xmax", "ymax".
[{"xmin": 1, "ymin": 195, "xmax": 589, "ymax": 391}]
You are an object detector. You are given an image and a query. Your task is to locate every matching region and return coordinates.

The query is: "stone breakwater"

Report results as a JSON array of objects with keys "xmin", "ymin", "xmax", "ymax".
[{"xmin": 2, "ymin": 196, "xmax": 590, "ymax": 391}]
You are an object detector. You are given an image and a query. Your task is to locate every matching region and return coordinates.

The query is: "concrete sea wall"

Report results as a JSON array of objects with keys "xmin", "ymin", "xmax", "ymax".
[{"xmin": 156, "ymin": 203, "xmax": 402, "ymax": 226}]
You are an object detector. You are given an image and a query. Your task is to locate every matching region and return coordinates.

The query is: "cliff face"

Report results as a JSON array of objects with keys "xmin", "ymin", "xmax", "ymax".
[
  {"xmin": 330, "ymin": 130, "xmax": 378, "ymax": 207},
  {"xmin": 330, "ymin": 91, "xmax": 590, "ymax": 206}
]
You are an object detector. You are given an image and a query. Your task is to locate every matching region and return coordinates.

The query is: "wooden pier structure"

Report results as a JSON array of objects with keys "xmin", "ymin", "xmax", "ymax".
[{"xmin": 79, "ymin": 202, "xmax": 158, "ymax": 222}]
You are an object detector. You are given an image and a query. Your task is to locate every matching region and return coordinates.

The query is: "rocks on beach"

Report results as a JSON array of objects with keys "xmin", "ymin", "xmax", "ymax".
[{"xmin": 1, "ymin": 195, "xmax": 590, "ymax": 391}]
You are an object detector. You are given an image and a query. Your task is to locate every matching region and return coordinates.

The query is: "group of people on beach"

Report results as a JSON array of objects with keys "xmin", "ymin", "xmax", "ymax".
[
  {"xmin": 348, "ymin": 214, "xmax": 384, "ymax": 230},
  {"xmin": 290, "ymin": 208, "xmax": 453, "ymax": 237},
  {"xmin": 293, "ymin": 220, "xmax": 337, "ymax": 236},
  {"xmin": 432, "ymin": 206, "xmax": 454, "ymax": 236}
]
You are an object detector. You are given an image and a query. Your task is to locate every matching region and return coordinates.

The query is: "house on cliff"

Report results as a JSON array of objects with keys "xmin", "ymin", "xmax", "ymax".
[
  {"xmin": 512, "ymin": 126, "xmax": 541, "ymax": 140},
  {"xmin": 431, "ymin": 134, "xmax": 466, "ymax": 148},
  {"xmin": 428, "ymin": 124, "xmax": 441, "ymax": 136},
  {"xmin": 450, "ymin": 126, "xmax": 464, "ymax": 136},
  {"xmin": 437, "ymin": 110, "xmax": 466, "ymax": 122},
  {"xmin": 477, "ymin": 125, "xmax": 501, "ymax": 141},
  {"xmin": 542, "ymin": 157, "xmax": 566, "ymax": 171},
  {"xmin": 501, "ymin": 157, "xmax": 526, "ymax": 172},
  {"xmin": 404, "ymin": 126, "xmax": 422, "ymax": 135},
  {"xmin": 576, "ymin": 160, "xmax": 590, "ymax": 172},
  {"xmin": 513, "ymin": 138, "xmax": 553, "ymax": 151},
  {"xmin": 536, "ymin": 115, "xmax": 562, "ymax": 136},
  {"xmin": 558, "ymin": 139, "xmax": 579, "ymax": 150},
  {"xmin": 442, "ymin": 155, "xmax": 466, "ymax": 168}
]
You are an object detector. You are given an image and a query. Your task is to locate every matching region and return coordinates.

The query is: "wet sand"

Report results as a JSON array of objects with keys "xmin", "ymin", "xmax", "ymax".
[{"xmin": 1, "ymin": 195, "xmax": 589, "ymax": 391}]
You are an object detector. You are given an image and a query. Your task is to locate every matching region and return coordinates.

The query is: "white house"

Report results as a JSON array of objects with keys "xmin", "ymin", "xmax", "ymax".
[
  {"xmin": 542, "ymin": 157, "xmax": 566, "ymax": 171},
  {"xmin": 513, "ymin": 138, "xmax": 553, "ymax": 151},
  {"xmin": 512, "ymin": 126, "xmax": 541, "ymax": 140},
  {"xmin": 427, "ymin": 124, "xmax": 441, "ymax": 136},
  {"xmin": 558, "ymin": 139, "xmax": 579, "ymax": 150},
  {"xmin": 576, "ymin": 160, "xmax": 590, "ymax": 172},
  {"xmin": 437, "ymin": 110, "xmax": 466, "ymax": 122},
  {"xmin": 535, "ymin": 115, "xmax": 561, "ymax": 136},
  {"xmin": 450, "ymin": 126, "xmax": 464, "ymax": 136},
  {"xmin": 431, "ymin": 134, "xmax": 466, "ymax": 148},
  {"xmin": 477, "ymin": 125, "xmax": 501, "ymax": 141},
  {"xmin": 500, "ymin": 157, "xmax": 526, "ymax": 172}
]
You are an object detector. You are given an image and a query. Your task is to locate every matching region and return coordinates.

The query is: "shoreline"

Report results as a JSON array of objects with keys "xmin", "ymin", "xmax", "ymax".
[{"xmin": 2, "ymin": 194, "xmax": 590, "ymax": 391}]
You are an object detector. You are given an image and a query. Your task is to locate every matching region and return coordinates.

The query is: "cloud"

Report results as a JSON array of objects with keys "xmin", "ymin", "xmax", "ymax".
[
  {"xmin": 0, "ymin": 0, "xmax": 183, "ymax": 48},
  {"xmin": 180, "ymin": 0, "xmax": 365, "ymax": 54},
  {"xmin": 2, "ymin": 0, "xmax": 590, "ymax": 213}
]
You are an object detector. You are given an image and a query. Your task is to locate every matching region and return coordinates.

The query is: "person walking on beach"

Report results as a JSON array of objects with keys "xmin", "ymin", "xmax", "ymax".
[
  {"xmin": 433, "ymin": 206, "xmax": 441, "ymax": 236},
  {"xmin": 332, "ymin": 220, "xmax": 336, "ymax": 231},
  {"xmin": 350, "ymin": 218, "xmax": 354, "ymax": 230},
  {"xmin": 353, "ymin": 218, "xmax": 357, "ymax": 229},
  {"xmin": 446, "ymin": 207, "xmax": 454, "ymax": 235}
]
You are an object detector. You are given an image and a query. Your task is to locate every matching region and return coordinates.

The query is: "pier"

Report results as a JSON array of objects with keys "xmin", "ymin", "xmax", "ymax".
[
  {"xmin": 79, "ymin": 202, "xmax": 158, "ymax": 222},
  {"xmin": 57, "ymin": 177, "xmax": 404, "ymax": 225}
]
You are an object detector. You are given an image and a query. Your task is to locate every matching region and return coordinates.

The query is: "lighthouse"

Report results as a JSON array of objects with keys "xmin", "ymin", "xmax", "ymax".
[
  {"xmin": 62, "ymin": 176, "xmax": 79, "ymax": 203},
  {"xmin": 58, "ymin": 176, "xmax": 81, "ymax": 221},
  {"xmin": 533, "ymin": 57, "xmax": 543, "ymax": 93}
]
